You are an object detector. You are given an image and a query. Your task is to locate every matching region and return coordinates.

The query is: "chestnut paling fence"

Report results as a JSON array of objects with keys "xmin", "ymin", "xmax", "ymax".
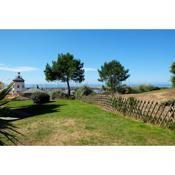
[{"xmin": 82, "ymin": 95, "xmax": 175, "ymax": 129}]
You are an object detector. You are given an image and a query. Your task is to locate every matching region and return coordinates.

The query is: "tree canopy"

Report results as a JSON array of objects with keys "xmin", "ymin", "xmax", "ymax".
[
  {"xmin": 98, "ymin": 60, "xmax": 130, "ymax": 93},
  {"xmin": 44, "ymin": 53, "xmax": 85, "ymax": 96},
  {"xmin": 170, "ymin": 62, "xmax": 175, "ymax": 87}
]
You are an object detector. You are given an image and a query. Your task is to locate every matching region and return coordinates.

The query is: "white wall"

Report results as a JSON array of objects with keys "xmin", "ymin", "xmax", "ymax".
[{"xmin": 12, "ymin": 82, "xmax": 25, "ymax": 94}]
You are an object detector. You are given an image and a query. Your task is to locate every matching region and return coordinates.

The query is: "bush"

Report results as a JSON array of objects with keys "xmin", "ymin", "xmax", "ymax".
[
  {"xmin": 51, "ymin": 90, "xmax": 68, "ymax": 100},
  {"xmin": 118, "ymin": 84, "xmax": 161, "ymax": 94},
  {"xmin": 128, "ymin": 97, "xmax": 137, "ymax": 106},
  {"xmin": 51, "ymin": 90, "xmax": 75, "ymax": 100},
  {"xmin": 74, "ymin": 88, "xmax": 83, "ymax": 99},
  {"xmin": 22, "ymin": 89, "xmax": 47, "ymax": 98},
  {"xmin": 69, "ymin": 95, "xmax": 75, "ymax": 100},
  {"xmin": 161, "ymin": 99, "xmax": 175, "ymax": 106},
  {"xmin": 81, "ymin": 86, "xmax": 94, "ymax": 96},
  {"xmin": 137, "ymin": 84, "xmax": 160, "ymax": 92},
  {"xmin": 51, "ymin": 90, "xmax": 67, "ymax": 100},
  {"xmin": 117, "ymin": 85, "xmax": 133, "ymax": 94},
  {"xmin": 31, "ymin": 92, "xmax": 50, "ymax": 104},
  {"xmin": 74, "ymin": 86, "xmax": 94, "ymax": 99}
]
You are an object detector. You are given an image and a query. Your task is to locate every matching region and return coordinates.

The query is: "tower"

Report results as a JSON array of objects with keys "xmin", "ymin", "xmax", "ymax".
[{"xmin": 12, "ymin": 72, "xmax": 25, "ymax": 95}]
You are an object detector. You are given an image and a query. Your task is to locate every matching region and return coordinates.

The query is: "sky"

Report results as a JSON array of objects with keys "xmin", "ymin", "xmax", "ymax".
[{"xmin": 0, "ymin": 29, "xmax": 175, "ymax": 86}]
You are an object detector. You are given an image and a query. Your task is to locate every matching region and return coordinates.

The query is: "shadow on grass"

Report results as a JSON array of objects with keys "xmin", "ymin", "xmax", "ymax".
[
  {"xmin": 1, "ymin": 102, "xmax": 65, "ymax": 120},
  {"xmin": 0, "ymin": 119, "xmax": 22, "ymax": 145},
  {"xmin": 0, "ymin": 101, "xmax": 65, "ymax": 145}
]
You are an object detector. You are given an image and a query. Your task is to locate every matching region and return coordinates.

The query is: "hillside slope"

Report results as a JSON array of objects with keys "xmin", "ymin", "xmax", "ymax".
[{"xmin": 123, "ymin": 88, "xmax": 175, "ymax": 102}]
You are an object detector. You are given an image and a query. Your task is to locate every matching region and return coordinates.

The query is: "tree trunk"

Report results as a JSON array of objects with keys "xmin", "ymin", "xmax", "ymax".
[{"xmin": 66, "ymin": 79, "xmax": 71, "ymax": 96}]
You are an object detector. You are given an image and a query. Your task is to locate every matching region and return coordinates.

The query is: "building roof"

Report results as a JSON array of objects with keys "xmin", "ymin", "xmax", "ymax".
[{"xmin": 13, "ymin": 72, "xmax": 25, "ymax": 82}]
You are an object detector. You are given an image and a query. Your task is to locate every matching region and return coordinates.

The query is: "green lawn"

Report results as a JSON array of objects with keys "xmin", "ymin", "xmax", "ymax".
[{"xmin": 1, "ymin": 99, "xmax": 175, "ymax": 145}]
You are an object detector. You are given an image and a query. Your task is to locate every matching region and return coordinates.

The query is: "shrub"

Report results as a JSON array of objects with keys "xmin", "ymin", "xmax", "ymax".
[
  {"xmin": 69, "ymin": 95, "xmax": 75, "ymax": 100},
  {"xmin": 74, "ymin": 86, "xmax": 94, "ymax": 99},
  {"xmin": 161, "ymin": 99, "xmax": 175, "ymax": 106},
  {"xmin": 74, "ymin": 88, "xmax": 83, "ymax": 99},
  {"xmin": 111, "ymin": 97, "xmax": 123, "ymax": 109},
  {"xmin": 22, "ymin": 89, "xmax": 46, "ymax": 98},
  {"xmin": 51, "ymin": 90, "xmax": 68, "ymax": 100},
  {"xmin": 128, "ymin": 97, "xmax": 137, "ymax": 107},
  {"xmin": 31, "ymin": 92, "xmax": 50, "ymax": 104},
  {"xmin": 102, "ymin": 85, "xmax": 109, "ymax": 92},
  {"xmin": 138, "ymin": 84, "xmax": 160, "ymax": 92},
  {"xmin": 117, "ymin": 85, "xmax": 133, "ymax": 94},
  {"xmin": 110, "ymin": 97, "xmax": 129, "ymax": 114},
  {"xmin": 118, "ymin": 84, "xmax": 161, "ymax": 94},
  {"xmin": 81, "ymin": 86, "xmax": 94, "ymax": 96}
]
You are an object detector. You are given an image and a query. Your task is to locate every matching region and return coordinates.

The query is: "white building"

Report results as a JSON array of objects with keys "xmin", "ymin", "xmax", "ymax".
[{"xmin": 12, "ymin": 72, "xmax": 25, "ymax": 95}]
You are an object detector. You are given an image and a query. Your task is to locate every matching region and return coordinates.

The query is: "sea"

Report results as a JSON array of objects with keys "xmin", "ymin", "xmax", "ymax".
[{"xmin": 25, "ymin": 83, "xmax": 172, "ymax": 89}]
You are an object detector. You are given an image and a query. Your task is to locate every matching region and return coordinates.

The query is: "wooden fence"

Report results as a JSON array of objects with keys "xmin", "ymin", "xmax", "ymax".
[{"xmin": 82, "ymin": 95, "xmax": 175, "ymax": 129}]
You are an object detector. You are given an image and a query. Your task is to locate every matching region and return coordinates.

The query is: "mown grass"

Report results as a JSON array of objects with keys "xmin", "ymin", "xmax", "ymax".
[{"xmin": 1, "ymin": 99, "xmax": 175, "ymax": 145}]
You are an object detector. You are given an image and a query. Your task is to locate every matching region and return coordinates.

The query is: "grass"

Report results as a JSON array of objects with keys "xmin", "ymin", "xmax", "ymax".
[{"xmin": 1, "ymin": 99, "xmax": 175, "ymax": 145}]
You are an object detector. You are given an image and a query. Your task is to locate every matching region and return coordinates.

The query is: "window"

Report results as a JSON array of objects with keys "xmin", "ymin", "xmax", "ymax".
[{"xmin": 17, "ymin": 85, "xmax": 20, "ymax": 88}]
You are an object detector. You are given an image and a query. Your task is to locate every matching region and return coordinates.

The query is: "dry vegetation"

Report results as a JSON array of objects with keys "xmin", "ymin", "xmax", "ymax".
[{"xmin": 122, "ymin": 88, "xmax": 175, "ymax": 102}]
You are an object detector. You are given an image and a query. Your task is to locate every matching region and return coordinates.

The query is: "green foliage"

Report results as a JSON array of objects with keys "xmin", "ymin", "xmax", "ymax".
[
  {"xmin": 138, "ymin": 84, "xmax": 160, "ymax": 92},
  {"xmin": 80, "ymin": 86, "xmax": 94, "ymax": 96},
  {"xmin": 74, "ymin": 88, "xmax": 84, "ymax": 99},
  {"xmin": 111, "ymin": 97, "xmax": 123, "ymax": 109},
  {"xmin": 161, "ymin": 99, "xmax": 175, "ymax": 106},
  {"xmin": 0, "ymin": 119, "xmax": 19, "ymax": 145},
  {"xmin": 44, "ymin": 53, "xmax": 85, "ymax": 96},
  {"xmin": 170, "ymin": 62, "xmax": 175, "ymax": 74},
  {"xmin": 117, "ymin": 85, "xmax": 133, "ymax": 94},
  {"xmin": 0, "ymin": 82, "xmax": 14, "ymax": 108},
  {"xmin": 0, "ymin": 82, "xmax": 18, "ymax": 145},
  {"xmin": 170, "ymin": 62, "xmax": 175, "ymax": 87},
  {"xmin": 51, "ymin": 90, "xmax": 69, "ymax": 100},
  {"xmin": 0, "ymin": 81, "xmax": 4, "ymax": 90},
  {"xmin": 98, "ymin": 60, "xmax": 130, "ymax": 93},
  {"xmin": 0, "ymin": 82, "xmax": 14, "ymax": 101},
  {"xmin": 74, "ymin": 86, "xmax": 94, "ymax": 99},
  {"xmin": 171, "ymin": 76, "xmax": 175, "ymax": 88},
  {"xmin": 101, "ymin": 85, "xmax": 112, "ymax": 93},
  {"xmin": 51, "ymin": 90, "xmax": 75, "ymax": 100},
  {"xmin": 111, "ymin": 97, "xmax": 137, "ymax": 114},
  {"xmin": 118, "ymin": 84, "xmax": 161, "ymax": 94},
  {"xmin": 128, "ymin": 97, "xmax": 137, "ymax": 107},
  {"xmin": 31, "ymin": 92, "xmax": 50, "ymax": 104},
  {"xmin": 130, "ymin": 84, "xmax": 160, "ymax": 94}
]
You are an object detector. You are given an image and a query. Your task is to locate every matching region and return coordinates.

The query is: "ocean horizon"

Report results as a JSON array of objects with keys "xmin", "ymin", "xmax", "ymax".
[{"xmin": 24, "ymin": 82, "xmax": 172, "ymax": 89}]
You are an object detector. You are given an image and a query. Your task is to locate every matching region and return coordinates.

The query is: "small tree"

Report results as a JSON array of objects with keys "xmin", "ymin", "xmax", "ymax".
[
  {"xmin": 44, "ymin": 53, "xmax": 85, "ymax": 96},
  {"xmin": 98, "ymin": 60, "xmax": 130, "ymax": 93},
  {"xmin": 170, "ymin": 62, "xmax": 175, "ymax": 87}
]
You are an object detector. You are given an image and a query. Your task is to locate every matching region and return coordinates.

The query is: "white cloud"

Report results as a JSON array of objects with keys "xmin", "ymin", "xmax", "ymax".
[
  {"xmin": 84, "ymin": 67, "xmax": 97, "ymax": 72},
  {"xmin": 0, "ymin": 65, "xmax": 38, "ymax": 72}
]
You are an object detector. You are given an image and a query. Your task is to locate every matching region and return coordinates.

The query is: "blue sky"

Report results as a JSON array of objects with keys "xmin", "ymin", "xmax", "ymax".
[{"xmin": 0, "ymin": 30, "xmax": 175, "ymax": 86}]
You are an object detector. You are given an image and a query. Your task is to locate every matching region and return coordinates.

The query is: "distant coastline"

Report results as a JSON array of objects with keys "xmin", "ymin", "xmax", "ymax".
[{"xmin": 24, "ymin": 82, "xmax": 172, "ymax": 89}]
